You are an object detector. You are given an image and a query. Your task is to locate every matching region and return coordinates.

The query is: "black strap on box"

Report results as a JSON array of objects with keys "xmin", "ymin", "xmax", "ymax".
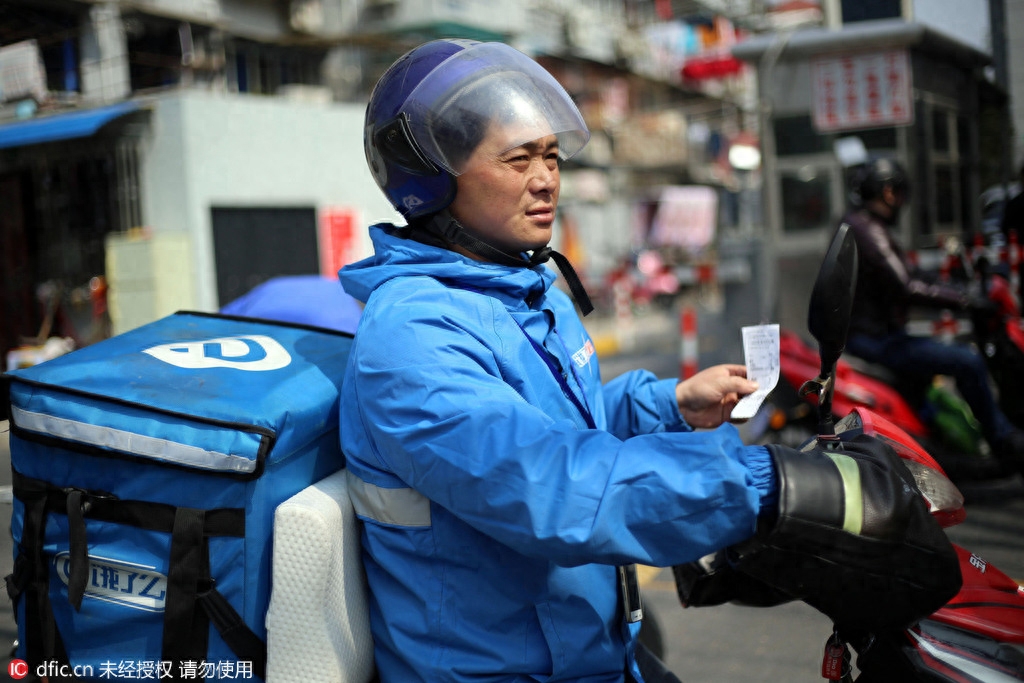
[
  {"xmin": 7, "ymin": 471, "xmax": 266, "ymax": 681},
  {"xmin": 162, "ymin": 507, "xmax": 213, "ymax": 675}
]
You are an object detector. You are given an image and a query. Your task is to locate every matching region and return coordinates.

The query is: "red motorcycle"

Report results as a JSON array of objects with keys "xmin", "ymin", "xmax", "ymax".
[
  {"xmin": 769, "ymin": 327, "xmax": 930, "ymax": 443},
  {"xmin": 759, "ymin": 233, "xmax": 1024, "ymax": 484},
  {"xmin": 762, "ymin": 328, "xmax": 1012, "ymax": 484},
  {"xmin": 826, "ymin": 408, "xmax": 1024, "ymax": 681},
  {"xmin": 681, "ymin": 224, "xmax": 1024, "ymax": 681}
]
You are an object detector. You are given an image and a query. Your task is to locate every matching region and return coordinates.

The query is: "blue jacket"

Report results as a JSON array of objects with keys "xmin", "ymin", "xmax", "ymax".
[{"xmin": 339, "ymin": 225, "xmax": 775, "ymax": 682}]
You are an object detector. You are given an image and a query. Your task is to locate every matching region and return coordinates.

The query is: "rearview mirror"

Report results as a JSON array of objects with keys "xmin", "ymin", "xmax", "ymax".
[{"xmin": 808, "ymin": 223, "xmax": 858, "ymax": 373}]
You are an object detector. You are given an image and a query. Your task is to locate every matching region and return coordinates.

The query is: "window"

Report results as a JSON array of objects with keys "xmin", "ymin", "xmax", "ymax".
[
  {"xmin": 841, "ymin": 0, "xmax": 902, "ymax": 23},
  {"xmin": 40, "ymin": 38, "xmax": 79, "ymax": 92},
  {"xmin": 958, "ymin": 115, "xmax": 974, "ymax": 233},
  {"xmin": 773, "ymin": 119, "xmax": 896, "ymax": 235},
  {"xmin": 227, "ymin": 40, "xmax": 326, "ymax": 95},
  {"xmin": 932, "ymin": 109, "xmax": 950, "ymax": 153},
  {"xmin": 780, "ymin": 166, "xmax": 833, "ymax": 233},
  {"xmin": 235, "ymin": 51, "xmax": 249, "ymax": 92},
  {"xmin": 928, "ymin": 106, "xmax": 960, "ymax": 233},
  {"xmin": 125, "ymin": 16, "xmax": 186, "ymax": 91},
  {"xmin": 934, "ymin": 166, "xmax": 956, "ymax": 225},
  {"xmin": 775, "ymin": 118, "xmax": 896, "ymax": 160},
  {"xmin": 0, "ymin": 4, "xmax": 82, "ymax": 94},
  {"xmin": 844, "ymin": 126, "xmax": 897, "ymax": 151},
  {"xmin": 774, "ymin": 116, "xmax": 829, "ymax": 156}
]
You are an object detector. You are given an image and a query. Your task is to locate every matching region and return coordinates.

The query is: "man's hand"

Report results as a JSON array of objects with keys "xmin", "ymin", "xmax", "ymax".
[{"xmin": 675, "ymin": 364, "xmax": 758, "ymax": 429}]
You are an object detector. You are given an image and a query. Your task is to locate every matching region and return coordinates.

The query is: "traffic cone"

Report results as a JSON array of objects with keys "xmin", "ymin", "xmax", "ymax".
[
  {"xmin": 939, "ymin": 243, "xmax": 953, "ymax": 284},
  {"xmin": 613, "ymin": 278, "xmax": 635, "ymax": 351},
  {"xmin": 680, "ymin": 306, "xmax": 698, "ymax": 379}
]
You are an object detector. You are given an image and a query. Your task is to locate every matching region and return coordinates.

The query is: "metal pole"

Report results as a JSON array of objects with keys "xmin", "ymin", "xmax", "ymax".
[{"xmin": 990, "ymin": 0, "xmax": 1013, "ymax": 205}]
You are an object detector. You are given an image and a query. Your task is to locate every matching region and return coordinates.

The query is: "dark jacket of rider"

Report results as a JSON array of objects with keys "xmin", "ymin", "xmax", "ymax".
[{"xmin": 844, "ymin": 206, "xmax": 967, "ymax": 338}]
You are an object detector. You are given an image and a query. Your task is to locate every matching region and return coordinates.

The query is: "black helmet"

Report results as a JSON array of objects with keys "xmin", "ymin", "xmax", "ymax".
[{"xmin": 849, "ymin": 157, "xmax": 909, "ymax": 206}]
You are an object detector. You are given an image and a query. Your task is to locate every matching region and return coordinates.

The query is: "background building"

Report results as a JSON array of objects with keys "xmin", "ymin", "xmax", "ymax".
[
  {"xmin": 732, "ymin": 0, "xmax": 1020, "ymax": 336},
  {"xmin": 0, "ymin": 0, "xmax": 1019, "ymax": 362},
  {"xmin": 0, "ymin": 0, "xmax": 768, "ymax": 361}
]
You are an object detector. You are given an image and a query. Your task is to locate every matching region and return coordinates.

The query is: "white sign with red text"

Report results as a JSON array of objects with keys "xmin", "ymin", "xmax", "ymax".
[{"xmin": 812, "ymin": 49, "xmax": 914, "ymax": 132}]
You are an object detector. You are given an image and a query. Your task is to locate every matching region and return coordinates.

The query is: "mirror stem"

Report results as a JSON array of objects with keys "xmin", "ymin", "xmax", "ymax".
[{"xmin": 799, "ymin": 366, "xmax": 838, "ymax": 438}]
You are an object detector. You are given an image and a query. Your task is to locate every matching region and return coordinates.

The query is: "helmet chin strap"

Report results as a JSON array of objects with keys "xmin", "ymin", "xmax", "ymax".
[{"xmin": 413, "ymin": 210, "xmax": 594, "ymax": 316}]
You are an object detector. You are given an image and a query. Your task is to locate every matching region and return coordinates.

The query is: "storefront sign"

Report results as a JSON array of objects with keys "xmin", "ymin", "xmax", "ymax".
[
  {"xmin": 811, "ymin": 49, "xmax": 913, "ymax": 132},
  {"xmin": 318, "ymin": 207, "xmax": 357, "ymax": 278}
]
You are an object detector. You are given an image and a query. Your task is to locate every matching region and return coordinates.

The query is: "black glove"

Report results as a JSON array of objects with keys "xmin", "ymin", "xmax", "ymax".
[{"xmin": 728, "ymin": 434, "xmax": 961, "ymax": 634}]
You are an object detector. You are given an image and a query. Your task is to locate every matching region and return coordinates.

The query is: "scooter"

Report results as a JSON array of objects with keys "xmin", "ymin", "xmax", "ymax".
[
  {"xmin": 757, "ymin": 232, "xmax": 1024, "ymax": 484},
  {"xmin": 760, "ymin": 328, "xmax": 1010, "ymax": 484},
  {"xmin": 681, "ymin": 223, "xmax": 1024, "ymax": 681}
]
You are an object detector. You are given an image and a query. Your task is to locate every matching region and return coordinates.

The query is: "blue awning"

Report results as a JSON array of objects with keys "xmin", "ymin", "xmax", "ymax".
[{"xmin": 0, "ymin": 100, "xmax": 142, "ymax": 150}]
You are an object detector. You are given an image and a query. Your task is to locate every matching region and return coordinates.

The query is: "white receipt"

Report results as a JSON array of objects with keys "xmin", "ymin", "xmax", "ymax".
[{"xmin": 730, "ymin": 324, "xmax": 780, "ymax": 421}]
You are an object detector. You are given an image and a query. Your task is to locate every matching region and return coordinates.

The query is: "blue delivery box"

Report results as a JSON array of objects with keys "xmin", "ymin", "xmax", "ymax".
[{"xmin": 4, "ymin": 311, "xmax": 352, "ymax": 681}]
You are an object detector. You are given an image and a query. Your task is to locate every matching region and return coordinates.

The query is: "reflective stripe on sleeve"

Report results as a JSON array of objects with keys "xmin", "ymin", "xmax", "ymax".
[{"xmin": 345, "ymin": 468, "xmax": 432, "ymax": 528}]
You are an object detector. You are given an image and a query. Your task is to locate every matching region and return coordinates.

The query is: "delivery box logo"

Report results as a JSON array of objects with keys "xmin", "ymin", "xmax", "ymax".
[{"xmin": 143, "ymin": 335, "xmax": 291, "ymax": 371}]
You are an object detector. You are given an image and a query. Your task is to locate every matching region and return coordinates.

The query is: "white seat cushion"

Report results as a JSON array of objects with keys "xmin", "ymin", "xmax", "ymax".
[{"xmin": 266, "ymin": 469, "xmax": 374, "ymax": 682}]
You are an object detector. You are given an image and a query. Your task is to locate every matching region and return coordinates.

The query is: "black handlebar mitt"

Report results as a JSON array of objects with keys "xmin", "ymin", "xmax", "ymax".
[
  {"xmin": 674, "ymin": 547, "xmax": 793, "ymax": 609},
  {"xmin": 730, "ymin": 434, "xmax": 962, "ymax": 634}
]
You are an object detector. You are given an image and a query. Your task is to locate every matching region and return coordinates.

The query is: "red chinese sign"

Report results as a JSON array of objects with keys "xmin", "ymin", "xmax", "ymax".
[
  {"xmin": 318, "ymin": 207, "xmax": 358, "ymax": 278},
  {"xmin": 811, "ymin": 49, "xmax": 913, "ymax": 132}
]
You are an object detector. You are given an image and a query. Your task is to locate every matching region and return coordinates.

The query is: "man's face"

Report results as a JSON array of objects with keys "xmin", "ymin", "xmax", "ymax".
[
  {"xmin": 883, "ymin": 183, "xmax": 907, "ymax": 212},
  {"xmin": 449, "ymin": 130, "xmax": 561, "ymax": 257}
]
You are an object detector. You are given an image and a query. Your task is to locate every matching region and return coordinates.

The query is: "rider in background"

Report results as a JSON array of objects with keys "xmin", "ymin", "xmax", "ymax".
[
  {"xmin": 1001, "ymin": 161, "xmax": 1024, "ymax": 302},
  {"xmin": 1000, "ymin": 161, "xmax": 1024, "ymax": 241},
  {"xmin": 843, "ymin": 157, "xmax": 1024, "ymax": 470}
]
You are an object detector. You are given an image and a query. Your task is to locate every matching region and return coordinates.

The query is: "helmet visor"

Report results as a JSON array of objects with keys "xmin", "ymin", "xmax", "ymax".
[{"xmin": 400, "ymin": 42, "xmax": 590, "ymax": 175}]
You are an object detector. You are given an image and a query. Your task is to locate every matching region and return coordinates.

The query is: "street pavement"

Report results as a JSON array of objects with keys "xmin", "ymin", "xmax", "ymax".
[{"xmin": 0, "ymin": 309, "xmax": 1022, "ymax": 682}]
